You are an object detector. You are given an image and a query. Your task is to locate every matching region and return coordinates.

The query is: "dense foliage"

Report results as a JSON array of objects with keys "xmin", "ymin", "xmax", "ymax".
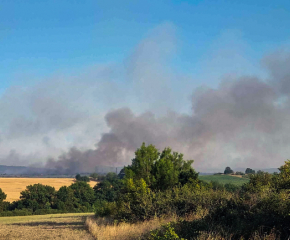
[
  {"xmin": 124, "ymin": 143, "xmax": 198, "ymax": 190},
  {"xmin": 245, "ymin": 167, "xmax": 256, "ymax": 174},
  {"xmin": 75, "ymin": 174, "xmax": 90, "ymax": 182},
  {"xmin": 92, "ymin": 144, "xmax": 290, "ymax": 239},
  {"xmin": 147, "ymin": 160, "xmax": 290, "ymax": 240},
  {"xmin": 1, "ymin": 143, "xmax": 290, "ymax": 239},
  {"xmin": 224, "ymin": 166, "xmax": 234, "ymax": 174},
  {"xmin": 0, "ymin": 171, "xmax": 118, "ymax": 216}
]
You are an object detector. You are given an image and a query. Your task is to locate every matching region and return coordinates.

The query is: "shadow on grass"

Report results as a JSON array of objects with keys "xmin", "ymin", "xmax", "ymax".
[{"xmin": 11, "ymin": 220, "xmax": 86, "ymax": 230}]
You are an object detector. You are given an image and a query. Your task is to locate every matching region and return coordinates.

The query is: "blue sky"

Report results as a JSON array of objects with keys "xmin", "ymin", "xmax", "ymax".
[{"xmin": 1, "ymin": 0, "xmax": 290, "ymax": 92}]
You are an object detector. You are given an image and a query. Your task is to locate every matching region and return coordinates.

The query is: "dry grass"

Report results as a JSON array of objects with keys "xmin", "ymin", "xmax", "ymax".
[
  {"xmin": 85, "ymin": 212, "xmax": 280, "ymax": 240},
  {"xmin": 0, "ymin": 178, "xmax": 97, "ymax": 202},
  {"xmin": 85, "ymin": 216, "xmax": 176, "ymax": 240},
  {"xmin": 230, "ymin": 175, "xmax": 244, "ymax": 178},
  {"xmin": 0, "ymin": 213, "xmax": 94, "ymax": 240}
]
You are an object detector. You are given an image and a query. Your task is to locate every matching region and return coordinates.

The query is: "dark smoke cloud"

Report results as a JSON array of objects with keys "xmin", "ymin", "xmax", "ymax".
[
  {"xmin": 47, "ymin": 67, "xmax": 290, "ymax": 173},
  {"xmin": 1, "ymin": 23, "xmax": 290, "ymax": 172}
]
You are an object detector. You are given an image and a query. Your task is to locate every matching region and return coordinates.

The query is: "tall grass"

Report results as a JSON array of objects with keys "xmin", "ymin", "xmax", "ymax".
[
  {"xmin": 85, "ymin": 216, "xmax": 176, "ymax": 240},
  {"xmin": 85, "ymin": 214, "xmax": 280, "ymax": 240}
]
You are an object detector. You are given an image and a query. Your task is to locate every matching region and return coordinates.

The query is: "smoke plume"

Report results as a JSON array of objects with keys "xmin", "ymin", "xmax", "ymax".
[{"xmin": 1, "ymin": 23, "xmax": 290, "ymax": 172}]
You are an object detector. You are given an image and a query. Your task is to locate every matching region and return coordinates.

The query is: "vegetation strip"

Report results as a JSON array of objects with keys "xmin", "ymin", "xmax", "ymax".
[{"xmin": 0, "ymin": 143, "xmax": 290, "ymax": 239}]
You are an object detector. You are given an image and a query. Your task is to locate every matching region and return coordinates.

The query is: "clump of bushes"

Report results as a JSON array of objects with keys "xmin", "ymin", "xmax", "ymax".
[
  {"xmin": 1, "ymin": 143, "xmax": 290, "ymax": 239},
  {"xmin": 75, "ymin": 174, "xmax": 90, "ymax": 182},
  {"xmin": 91, "ymin": 144, "xmax": 290, "ymax": 239}
]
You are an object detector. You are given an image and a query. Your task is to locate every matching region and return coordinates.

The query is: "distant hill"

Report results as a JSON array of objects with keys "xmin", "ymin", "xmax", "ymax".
[
  {"xmin": 0, "ymin": 165, "xmax": 31, "ymax": 175},
  {"xmin": 234, "ymin": 168, "xmax": 279, "ymax": 174},
  {"xmin": 198, "ymin": 167, "xmax": 279, "ymax": 175},
  {"xmin": 0, "ymin": 164, "xmax": 279, "ymax": 177},
  {"xmin": 0, "ymin": 164, "xmax": 125, "ymax": 176},
  {"xmin": 0, "ymin": 165, "xmax": 52, "ymax": 175}
]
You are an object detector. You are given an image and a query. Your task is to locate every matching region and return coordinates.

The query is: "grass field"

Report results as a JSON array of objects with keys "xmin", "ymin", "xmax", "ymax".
[
  {"xmin": 0, "ymin": 213, "xmax": 94, "ymax": 239},
  {"xmin": 0, "ymin": 178, "xmax": 98, "ymax": 202},
  {"xmin": 199, "ymin": 174, "xmax": 249, "ymax": 186}
]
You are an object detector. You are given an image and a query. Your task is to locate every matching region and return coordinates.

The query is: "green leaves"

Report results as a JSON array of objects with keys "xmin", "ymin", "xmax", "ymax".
[
  {"xmin": 224, "ymin": 166, "xmax": 234, "ymax": 174},
  {"xmin": 0, "ymin": 188, "xmax": 7, "ymax": 202},
  {"xmin": 124, "ymin": 143, "xmax": 198, "ymax": 191},
  {"xmin": 19, "ymin": 184, "xmax": 56, "ymax": 211},
  {"xmin": 131, "ymin": 143, "xmax": 160, "ymax": 186}
]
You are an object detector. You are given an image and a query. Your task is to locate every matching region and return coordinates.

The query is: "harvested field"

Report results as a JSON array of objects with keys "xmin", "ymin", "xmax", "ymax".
[
  {"xmin": 0, "ymin": 213, "xmax": 94, "ymax": 240},
  {"xmin": 0, "ymin": 178, "xmax": 98, "ymax": 202}
]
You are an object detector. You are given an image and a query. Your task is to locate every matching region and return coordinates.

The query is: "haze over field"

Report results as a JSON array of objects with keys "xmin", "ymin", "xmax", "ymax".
[{"xmin": 1, "ymin": 1, "xmax": 290, "ymax": 173}]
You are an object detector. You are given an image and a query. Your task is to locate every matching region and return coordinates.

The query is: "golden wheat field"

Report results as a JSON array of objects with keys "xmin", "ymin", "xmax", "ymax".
[
  {"xmin": 0, "ymin": 178, "xmax": 98, "ymax": 202},
  {"xmin": 0, "ymin": 213, "xmax": 94, "ymax": 240}
]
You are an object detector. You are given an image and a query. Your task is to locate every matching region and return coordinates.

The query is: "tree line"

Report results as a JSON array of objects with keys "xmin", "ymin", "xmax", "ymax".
[
  {"xmin": 0, "ymin": 143, "xmax": 290, "ymax": 239},
  {"xmin": 223, "ymin": 166, "xmax": 259, "ymax": 175}
]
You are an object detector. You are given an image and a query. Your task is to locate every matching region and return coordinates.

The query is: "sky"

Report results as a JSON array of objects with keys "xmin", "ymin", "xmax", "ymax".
[{"xmin": 1, "ymin": 1, "xmax": 290, "ymax": 172}]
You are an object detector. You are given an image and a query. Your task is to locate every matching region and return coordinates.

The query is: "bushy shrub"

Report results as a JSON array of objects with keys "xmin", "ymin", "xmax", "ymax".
[
  {"xmin": 201, "ymin": 190, "xmax": 290, "ymax": 239},
  {"xmin": 95, "ymin": 201, "xmax": 117, "ymax": 217},
  {"xmin": 90, "ymin": 173, "xmax": 98, "ymax": 180},
  {"xmin": 245, "ymin": 168, "xmax": 256, "ymax": 174},
  {"xmin": 94, "ymin": 176, "xmax": 123, "ymax": 202},
  {"xmin": 75, "ymin": 174, "xmax": 90, "ymax": 182},
  {"xmin": 0, "ymin": 208, "xmax": 33, "ymax": 217},
  {"xmin": 210, "ymin": 181, "xmax": 224, "ymax": 191},
  {"xmin": 242, "ymin": 171, "xmax": 273, "ymax": 193},
  {"xmin": 224, "ymin": 183, "xmax": 240, "ymax": 192},
  {"xmin": 149, "ymin": 223, "xmax": 183, "ymax": 240},
  {"xmin": 103, "ymin": 182, "xmax": 229, "ymax": 222}
]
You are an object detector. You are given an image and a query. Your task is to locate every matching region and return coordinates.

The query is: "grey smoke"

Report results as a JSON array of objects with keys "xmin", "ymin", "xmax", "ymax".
[
  {"xmin": 47, "ymin": 71, "xmax": 290, "ymax": 173},
  {"xmin": 1, "ymin": 23, "xmax": 290, "ymax": 172}
]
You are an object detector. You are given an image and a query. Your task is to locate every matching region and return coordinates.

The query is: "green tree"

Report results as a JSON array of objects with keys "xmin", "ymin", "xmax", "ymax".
[
  {"xmin": 90, "ymin": 173, "xmax": 99, "ymax": 181},
  {"xmin": 275, "ymin": 160, "xmax": 290, "ymax": 190},
  {"xmin": 105, "ymin": 172, "xmax": 118, "ymax": 182},
  {"xmin": 19, "ymin": 184, "xmax": 56, "ymax": 211},
  {"xmin": 56, "ymin": 186, "xmax": 76, "ymax": 210},
  {"xmin": 94, "ymin": 179, "xmax": 123, "ymax": 202},
  {"xmin": 129, "ymin": 143, "xmax": 160, "ymax": 185},
  {"xmin": 243, "ymin": 171, "xmax": 273, "ymax": 193},
  {"xmin": 224, "ymin": 167, "xmax": 234, "ymax": 174},
  {"xmin": 75, "ymin": 174, "xmax": 90, "ymax": 182},
  {"xmin": 245, "ymin": 168, "xmax": 255, "ymax": 174},
  {"xmin": 151, "ymin": 148, "xmax": 180, "ymax": 190},
  {"xmin": 123, "ymin": 143, "xmax": 198, "ymax": 191},
  {"xmin": 75, "ymin": 174, "xmax": 81, "ymax": 181},
  {"xmin": 0, "ymin": 188, "xmax": 8, "ymax": 212},
  {"xmin": 0, "ymin": 188, "xmax": 7, "ymax": 202},
  {"xmin": 69, "ymin": 181, "xmax": 95, "ymax": 206}
]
